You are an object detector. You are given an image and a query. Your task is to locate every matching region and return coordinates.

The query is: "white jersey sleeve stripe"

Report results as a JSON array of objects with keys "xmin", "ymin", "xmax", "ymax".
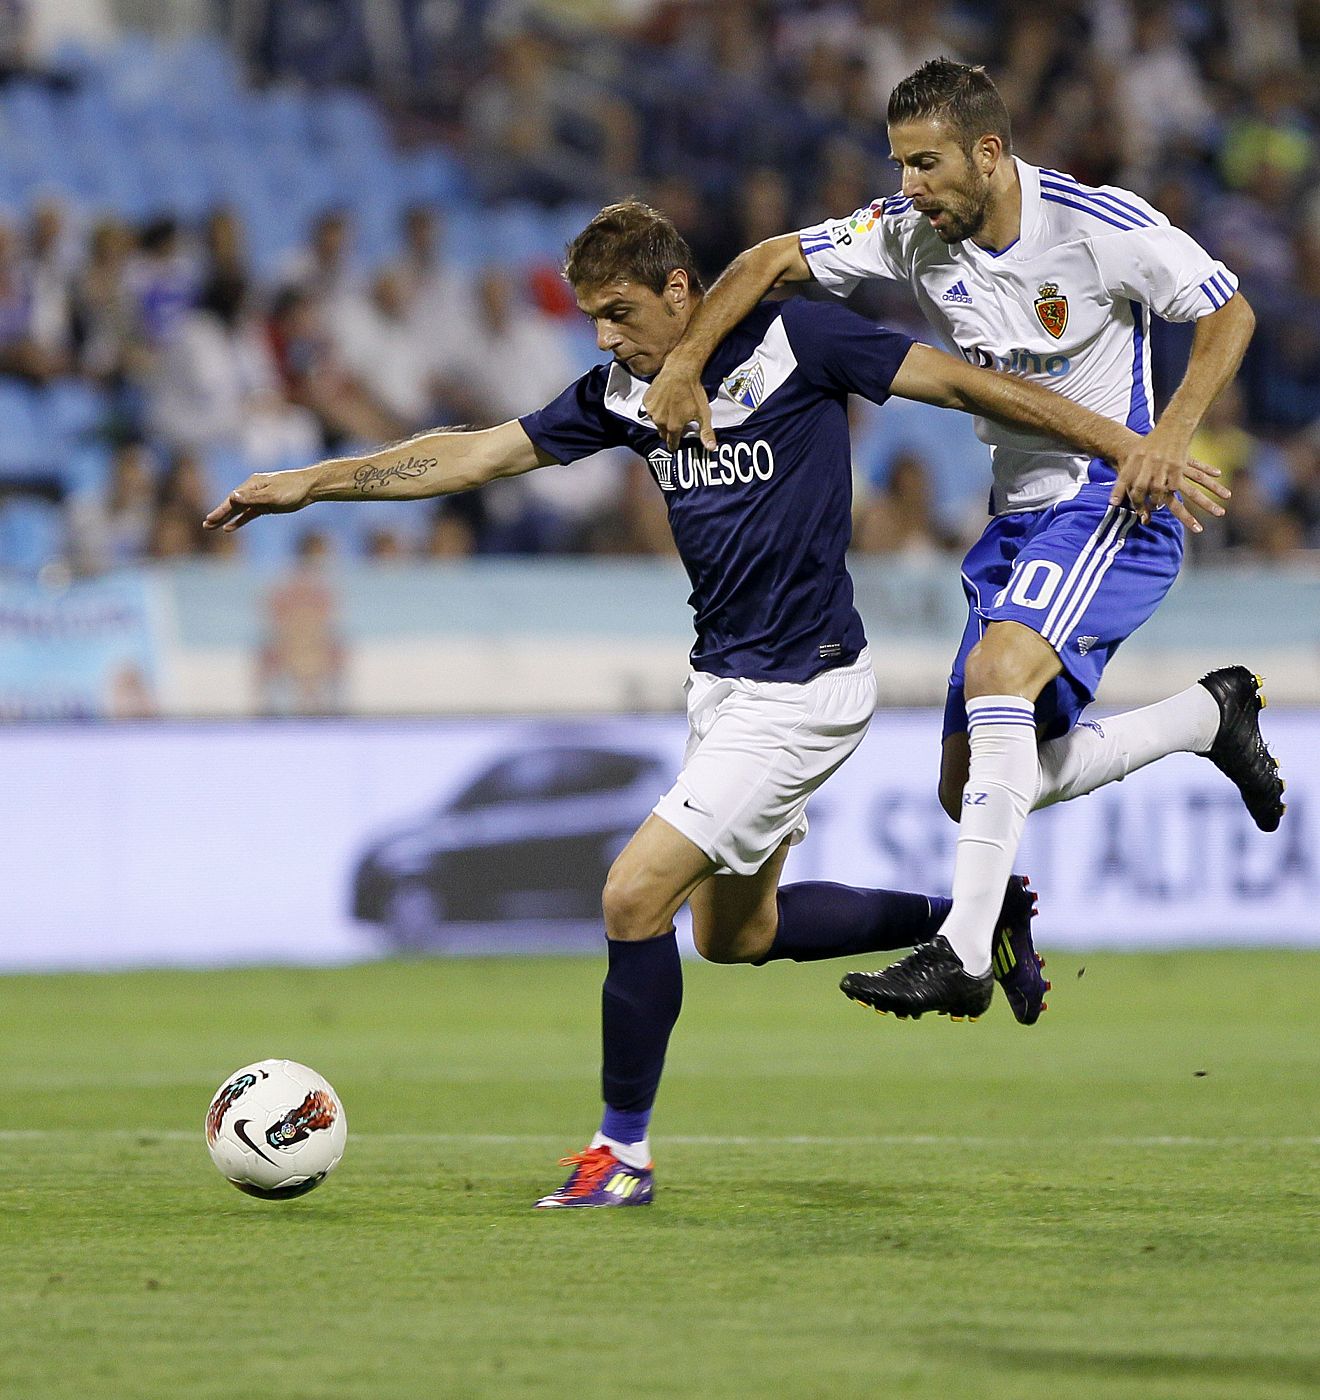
[
  {"xmin": 1039, "ymin": 186, "xmax": 1149, "ymax": 232},
  {"xmin": 1201, "ymin": 273, "xmax": 1239, "ymax": 310},
  {"xmin": 1040, "ymin": 171, "xmax": 1159, "ymax": 227},
  {"xmin": 1038, "ymin": 180, "xmax": 1157, "ymax": 228}
]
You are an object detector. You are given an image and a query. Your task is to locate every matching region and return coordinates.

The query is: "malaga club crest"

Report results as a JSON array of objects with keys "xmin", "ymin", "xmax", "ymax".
[
  {"xmin": 1034, "ymin": 282, "xmax": 1068, "ymax": 339},
  {"xmin": 721, "ymin": 361, "xmax": 766, "ymax": 411}
]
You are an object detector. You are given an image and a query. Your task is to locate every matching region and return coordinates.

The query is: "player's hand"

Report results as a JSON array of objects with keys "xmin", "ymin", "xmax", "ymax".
[
  {"xmin": 203, "ymin": 468, "xmax": 315, "ymax": 532},
  {"xmin": 1175, "ymin": 459, "xmax": 1231, "ymax": 530},
  {"xmin": 643, "ymin": 357, "xmax": 715, "ymax": 452},
  {"xmin": 1109, "ymin": 437, "xmax": 1225, "ymax": 532}
]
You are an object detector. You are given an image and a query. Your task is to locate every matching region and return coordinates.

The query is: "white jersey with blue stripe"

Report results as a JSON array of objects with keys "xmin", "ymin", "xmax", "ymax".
[{"xmin": 798, "ymin": 158, "xmax": 1238, "ymax": 515}]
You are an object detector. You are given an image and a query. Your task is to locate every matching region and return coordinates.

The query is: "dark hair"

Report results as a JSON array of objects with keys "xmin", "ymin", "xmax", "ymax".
[
  {"xmin": 198, "ymin": 273, "xmax": 249, "ymax": 327},
  {"xmin": 887, "ymin": 59, "xmax": 1012, "ymax": 158},
  {"xmin": 564, "ymin": 200, "xmax": 705, "ymax": 296}
]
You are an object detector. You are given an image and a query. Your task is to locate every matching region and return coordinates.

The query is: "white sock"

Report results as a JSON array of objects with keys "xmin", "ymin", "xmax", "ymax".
[
  {"xmin": 938, "ymin": 696, "xmax": 1040, "ymax": 978},
  {"xmin": 591, "ymin": 1132, "xmax": 651, "ymax": 1169},
  {"xmin": 1035, "ymin": 683, "xmax": 1220, "ymax": 809}
]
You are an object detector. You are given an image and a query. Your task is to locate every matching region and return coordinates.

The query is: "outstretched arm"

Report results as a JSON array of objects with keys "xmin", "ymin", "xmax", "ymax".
[
  {"xmin": 1109, "ymin": 292, "xmax": 1255, "ymax": 516},
  {"xmin": 889, "ymin": 345, "xmax": 1229, "ymax": 531},
  {"xmin": 643, "ymin": 233, "xmax": 810, "ymax": 450},
  {"xmin": 202, "ymin": 421, "xmax": 554, "ymax": 532}
]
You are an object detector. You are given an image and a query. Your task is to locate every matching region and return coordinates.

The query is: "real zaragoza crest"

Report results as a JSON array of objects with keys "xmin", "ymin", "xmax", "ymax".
[{"xmin": 1034, "ymin": 282, "xmax": 1068, "ymax": 339}]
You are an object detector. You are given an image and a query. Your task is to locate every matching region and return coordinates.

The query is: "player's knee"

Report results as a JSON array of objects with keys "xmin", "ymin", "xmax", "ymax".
[
  {"xmin": 601, "ymin": 864, "xmax": 663, "ymax": 942},
  {"xmin": 964, "ymin": 641, "xmax": 1022, "ymax": 697}
]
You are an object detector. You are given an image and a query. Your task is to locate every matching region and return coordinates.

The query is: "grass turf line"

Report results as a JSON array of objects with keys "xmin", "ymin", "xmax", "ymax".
[{"xmin": 2, "ymin": 952, "xmax": 1319, "ymax": 1400}]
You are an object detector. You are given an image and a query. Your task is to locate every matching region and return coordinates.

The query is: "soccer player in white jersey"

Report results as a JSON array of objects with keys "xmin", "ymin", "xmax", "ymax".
[
  {"xmin": 643, "ymin": 59, "xmax": 1285, "ymax": 1021},
  {"xmin": 204, "ymin": 202, "xmax": 1232, "ymax": 1204}
]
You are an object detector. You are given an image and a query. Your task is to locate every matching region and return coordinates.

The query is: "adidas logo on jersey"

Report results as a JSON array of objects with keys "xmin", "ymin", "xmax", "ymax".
[
  {"xmin": 1076, "ymin": 635, "xmax": 1099, "ymax": 655},
  {"xmin": 942, "ymin": 280, "xmax": 973, "ymax": 304}
]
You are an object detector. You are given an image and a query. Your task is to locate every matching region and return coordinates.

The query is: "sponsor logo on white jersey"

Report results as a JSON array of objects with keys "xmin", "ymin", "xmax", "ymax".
[
  {"xmin": 647, "ymin": 441, "xmax": 776, "ymax": 492},
  {"xmin": 965, "ymin": 344, "xmax": 1072, "ymax": 378},
  {"xmin": 942, "ymin": 280, "xmax": 974, "ymax": 305}
]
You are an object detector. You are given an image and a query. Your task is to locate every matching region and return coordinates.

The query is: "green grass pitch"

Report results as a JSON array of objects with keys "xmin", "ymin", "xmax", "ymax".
[{"xmin": 3, "ymin": 951, "xmax": 1319, "ymax": 1399}]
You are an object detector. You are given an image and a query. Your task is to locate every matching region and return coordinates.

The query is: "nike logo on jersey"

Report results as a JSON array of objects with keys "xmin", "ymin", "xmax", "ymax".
[{"xmin": 942, "ymin": 280, "xmax": 973, "ymax": 304}]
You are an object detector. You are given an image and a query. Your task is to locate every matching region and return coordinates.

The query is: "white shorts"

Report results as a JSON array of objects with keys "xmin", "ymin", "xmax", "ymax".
[{"xmin": 652, "ymin": 648, "xmax": 877, "ymax": 876}]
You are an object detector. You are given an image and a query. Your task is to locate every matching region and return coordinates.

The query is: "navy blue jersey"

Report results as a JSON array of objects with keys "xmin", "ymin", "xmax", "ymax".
[{"xmin": 519, "ymin": 299, "xmax": 913, "ymax": 682}]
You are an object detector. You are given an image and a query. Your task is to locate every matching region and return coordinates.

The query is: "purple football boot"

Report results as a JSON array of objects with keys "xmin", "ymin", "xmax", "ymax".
[
  {"xmin": 992, "ymin": 875, "xmax": 1049, "ymax": 1026},
  {"xmin": 534, "ymin": 1146, "xmax": 654, "ymax": 1209}
]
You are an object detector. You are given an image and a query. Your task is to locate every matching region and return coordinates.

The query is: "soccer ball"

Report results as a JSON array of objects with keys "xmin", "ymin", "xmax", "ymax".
[{"xmin": 205, "ymin": 1059, "xmax": 347, "ymax": 1199}]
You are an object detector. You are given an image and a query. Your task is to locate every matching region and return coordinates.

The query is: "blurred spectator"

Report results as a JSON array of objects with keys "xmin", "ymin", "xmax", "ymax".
[
  {"xmin": 853, "ymin": 451, "xmax": 947, "ymax": 557},
  {"xmin": 445, "ymin": 265, "xmax": 576, "ymax": 424},
  {"xmin": 464, "ymin": 30, "xmax": 639, "ymax": 204},
  {"xmin": 26, "ymin": 198, "xmax": 76, "ymax": 363},
  {"xmin": 257, "ymin": 529, "xmax": 346, "ymax": 715},
  {"xmin": 266, "ymin": 284, "xmax": 400, "ymax": 447},
  {"xmin": 1115, "ymin": 7, "xmax": 1214, "ymax": 177},
  {"xmin": 1247, "ymin": 230, "xmax": 1320, "ymax": 429},
  {"xmin": 387, "ymin": 204, "xmax": 479, "ymax": 381},
  {"xmin": 154, "ymin": 450, "xmax": 221, "ymax": 557},
  {"xmin": 1220, "ymin": 73, "xmax": 1314, "ymax": 194},
  {"xmin": 1282, "ymin": 431, "xmax": 1320, "ymax": 546},
  {"xmin": 0, "ymin": 218, "xmax": 67, "ymax": 382},
  {"xmin": 281, "ymin": 208, "xmax": 361, "ymax": 324},
  {"xmin": 71, "ymin": 217, "xmax": 139, "ymax": 380},
  {"xmin": 202, "ymin": 207, "xmax": 250, "ymax": 284},
  {"xmin": 67, "ymin": 441, "xmax": 156, "ymax": 572},
  {"xmin": 425, "ymin": 502, "xmax": 478, "ymax": 559},
  {"xmin": 859, "ymin": 1, "xmax": 963, "ymax": 116},
  {"xmin": 336, "ymin": 268, "xmax": 433, "ymax": 432},
  {"xmin": 148, "ymin": 272, "xmax": 320, "ymax": 466},
  {"xmin": 364, "ymin": 526, "xmax": 408, "ymax": 560},
  {"xmin": 126, "ymin": 218, "xmax": 199, "ymax": 350}
]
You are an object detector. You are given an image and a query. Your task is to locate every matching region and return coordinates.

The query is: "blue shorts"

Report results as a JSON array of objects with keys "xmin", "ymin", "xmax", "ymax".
[{"xmin": 943, "ymin": 486, "xmax": 1183, "ymax": 743}]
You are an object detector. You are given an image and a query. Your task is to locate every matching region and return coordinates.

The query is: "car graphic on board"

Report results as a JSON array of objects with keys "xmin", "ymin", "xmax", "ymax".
[{"xmin": 351, "ymin": 744, "xmax": 671, "ymax": 952}]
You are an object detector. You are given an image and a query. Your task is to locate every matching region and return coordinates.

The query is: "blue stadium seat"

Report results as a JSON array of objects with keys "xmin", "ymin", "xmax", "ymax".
[
  {"xmin": 310, "ymin": 90, "xmax": 390, "ymax": 163},
  {"xmin": 0, "ymin": 381, "xmax": 47, "ymax": 476},
  {"xmin": 0, "ymin": 498, "xmax": 65, "ymax": 575},
  {"xmin": 37, "ymin": 379, "xmax": 109, "ymax": 445},
  {"xmin": 167, "ymin": 33, "xmax": 246, "ymax": 104},
  {"xmin": 396, "ymin": 148, "xmax": 470, "ymax": 206},
  {"xmin": 0, "ymin": 82, "xmax": 61, "ymax": 145},
  {"xmin": 60, "ymin": 442, "xmax": 113, "ymax": 497}
]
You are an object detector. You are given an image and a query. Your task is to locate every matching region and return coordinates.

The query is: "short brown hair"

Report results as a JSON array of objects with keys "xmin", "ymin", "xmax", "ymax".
[
  {"xmin": 887, "ymin": 59, "xmax": 1012, "ymax": 158},
  {"xmin": 564, "ymin": 200, "xmax": 705, "ymax": 296}
]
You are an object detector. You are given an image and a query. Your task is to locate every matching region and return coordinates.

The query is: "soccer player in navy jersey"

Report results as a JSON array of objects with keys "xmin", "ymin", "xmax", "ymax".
[
  {"xmin": 206, "ymin": 201, "xmax": 1228, "ymax": 1207},
  {"xmin": 643, "ymin": 59, "xmax": 1285, "ymax": 1024}
]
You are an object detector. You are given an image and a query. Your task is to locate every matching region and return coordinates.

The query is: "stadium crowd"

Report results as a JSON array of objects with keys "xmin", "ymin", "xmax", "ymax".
[{"xmin": 0, "ymin": 0, "xmax": 1318, "ymax": 573}]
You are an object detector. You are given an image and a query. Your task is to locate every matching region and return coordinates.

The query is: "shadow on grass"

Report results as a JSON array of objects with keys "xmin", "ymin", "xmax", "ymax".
[{"xmin": 977, "ymin": 1342, "xmax": 1320, "ymax": 1391}]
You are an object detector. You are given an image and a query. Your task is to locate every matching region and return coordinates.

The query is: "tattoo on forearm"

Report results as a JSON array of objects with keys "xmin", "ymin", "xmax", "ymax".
[{"xmin": 353, "ymin": 457, "xmax": 437, "ymax": 493}]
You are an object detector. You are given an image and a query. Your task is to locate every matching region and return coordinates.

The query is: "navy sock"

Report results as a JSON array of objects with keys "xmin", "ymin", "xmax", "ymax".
[
  {"xmin": 599, "ymin": 931, "xmax": 683, "ymax": 1142},
  {"xmin": 757, "ymin": 883, "xmax": 952, "ymax": 964}
]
